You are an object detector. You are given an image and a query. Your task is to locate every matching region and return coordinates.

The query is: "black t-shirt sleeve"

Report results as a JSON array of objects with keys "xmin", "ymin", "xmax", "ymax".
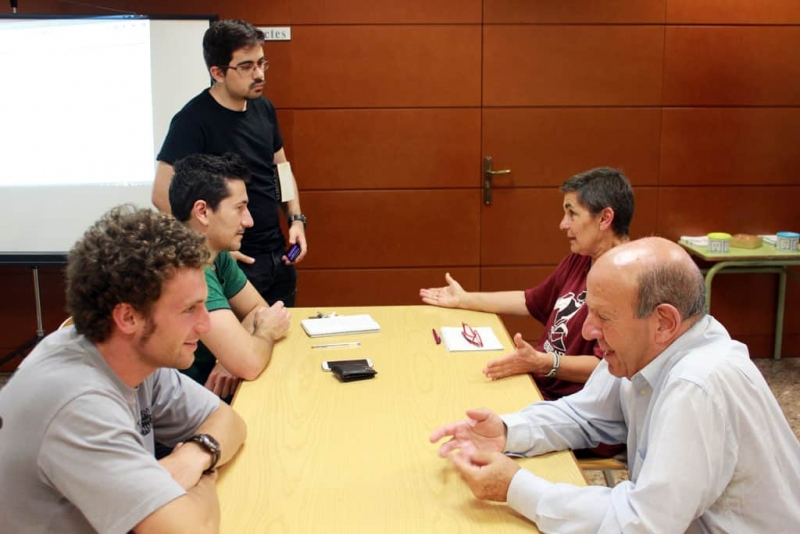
[
  {"xmin": 157, "ymin": 111, "xmax": 205, "ymax": 165},
  {"xmin": 263, "ymin": 99, "xmax": 284, "ymax": 153}
]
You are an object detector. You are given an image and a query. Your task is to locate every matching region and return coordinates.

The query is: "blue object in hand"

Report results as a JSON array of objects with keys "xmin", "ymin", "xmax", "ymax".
[{"xmin": 286, "ymin": 243, "xmax": 301, "ymax": 262}]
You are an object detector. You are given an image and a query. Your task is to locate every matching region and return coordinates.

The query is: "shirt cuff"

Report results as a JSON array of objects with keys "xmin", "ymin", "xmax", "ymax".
[
  {"xmin": 501, "ymin": 412, "xmax": 533, "ymax": 455},
  {"xmin": 506, "ymin": 468, "xmax": 553, "ymax": 525}
]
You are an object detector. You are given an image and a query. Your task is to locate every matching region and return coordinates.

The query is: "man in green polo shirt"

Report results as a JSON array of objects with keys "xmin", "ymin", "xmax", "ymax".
[{"xmin": 169, "ymin": 152, "xmax": 291, "ymax": 400}]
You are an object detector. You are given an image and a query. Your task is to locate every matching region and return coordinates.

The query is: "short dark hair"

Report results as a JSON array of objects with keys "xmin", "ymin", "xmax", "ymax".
[
  {"xmin": 66, "ymin": 205, "xmax": 210, "ymax": 343},
  {"xmin": 560, "ymin": 167, "xmax": 635, "ymax": 237},
  {"xmin": 169, "ymin": 153, "xmax": 251, "ymax": 222},
  {"xmin": 635, "ymin": 263, "xmax": 706, "ymax": 320},
  {"xmin": 203, "ymin": 19, "xmax": 265, "ymax": 70}
]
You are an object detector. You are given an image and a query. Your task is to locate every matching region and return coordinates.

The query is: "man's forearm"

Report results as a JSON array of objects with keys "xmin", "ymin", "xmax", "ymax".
[
  {"xmin": 282, "ymin": 176, "xmax": 302, "ymax": 219},
  {"xmin": 194, "ymin": 402, "xmax": 246, "ymax": 467},
  {"xmin": 208, "ymin": 292, "xmax": 288, "ymax": 382},
  {"xmin": 135, "ymin": 474, "xmax": 221, "ymax": 534},
  {"xmin": 184, "ymin": 477, "xmax": 221, "ymax": 531},
  {"xmin": 239, "ymin": 334, "xmax": 276, "ymax": 380},
  {"xmin": 225, "ymin": 308, "xmax": 277, "ymax": 381}
]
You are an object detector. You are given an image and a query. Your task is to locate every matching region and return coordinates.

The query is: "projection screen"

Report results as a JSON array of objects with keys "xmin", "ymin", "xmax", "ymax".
[{"xmin": 0, "ymin": 15, "xmax": 214, "ymax": 255}]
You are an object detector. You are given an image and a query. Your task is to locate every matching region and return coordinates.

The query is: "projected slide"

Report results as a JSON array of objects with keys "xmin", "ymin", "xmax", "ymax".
[
  {"xmin": 0, "ymin": 16, "xmax": 212, "ymax": 254},
  {"xmin": 0, "ymin": 18, "xmax": 154, "ymax": 187}
]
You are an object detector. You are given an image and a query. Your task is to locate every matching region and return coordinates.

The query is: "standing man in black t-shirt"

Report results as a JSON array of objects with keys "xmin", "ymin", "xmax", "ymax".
[{"xmin": 153, "ymin": 19, "xmax": 307, "ymax": 306}]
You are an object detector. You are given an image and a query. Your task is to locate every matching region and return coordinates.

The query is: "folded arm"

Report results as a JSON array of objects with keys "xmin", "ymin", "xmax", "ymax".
[
  {"xmin": 134, "ymin": 473, "xmax": 220, "ymax": 534},
  {"xmin": 202, "ymin": 281, "xmax": 290, "ymax": 381},
  {"xmin": 192, "ymin": 400, "xmax": 247, "ymax": 468},
  {"xmin": 144, "ymin": 400, "xmax": 247, "ymax": 533},
  {"xmin": 157, "ymin": 395, "xmax": 247, "ymax": 489},
  {"xmin": 41, "ymin": 391, "xmax": 233, "ymax": 534}
]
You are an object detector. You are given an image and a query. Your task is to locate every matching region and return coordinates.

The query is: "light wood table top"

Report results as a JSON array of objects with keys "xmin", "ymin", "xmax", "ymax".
[{"xmin": 217, "ymin": 305, "xmax": 585, "ymax": 533}]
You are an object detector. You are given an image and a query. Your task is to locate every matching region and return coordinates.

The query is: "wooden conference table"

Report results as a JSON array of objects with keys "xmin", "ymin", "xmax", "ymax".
[{"xmin": 217, "ymin": 305, "xmax": 585, "ymax": 533}]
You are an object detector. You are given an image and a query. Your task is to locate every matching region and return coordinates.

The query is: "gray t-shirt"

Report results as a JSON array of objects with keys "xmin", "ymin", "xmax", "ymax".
[{"xmin": 0, "ymin": 327, "xmax": 220, "ymax": 534}]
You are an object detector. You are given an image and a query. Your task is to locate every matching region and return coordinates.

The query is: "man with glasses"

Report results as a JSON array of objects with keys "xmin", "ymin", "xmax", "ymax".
[{"xmin": 153, "ymin": 19, "xmax": 307, "ymax": 307}]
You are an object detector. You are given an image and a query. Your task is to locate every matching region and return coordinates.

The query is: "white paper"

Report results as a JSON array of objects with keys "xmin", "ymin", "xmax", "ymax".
[
  {"xmin": 300, "ymin": 314, "xmax": 380, "ymax": 337},
  {"xmin": 440, "ymin": 326, "xmax": 504, "ymax": 352},
  {"xmin": 679, "ymin": 236, "xmax": 709, "ymax": 247},
  {"xmin": 277, "ymin": 161, "xmax": 296, "ymax": 202}
]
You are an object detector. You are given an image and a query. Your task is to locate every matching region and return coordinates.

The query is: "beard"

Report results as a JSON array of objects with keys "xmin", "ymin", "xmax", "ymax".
[
  {"xmin": 138, "ymin": 316, "xmax": 157, "ymax": 347},
  {"xmin": 245, "ymin": 78, "xmax": 265, "ymax": 100}
]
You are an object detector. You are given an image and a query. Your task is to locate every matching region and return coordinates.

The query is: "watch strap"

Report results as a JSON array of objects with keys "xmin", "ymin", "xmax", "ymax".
[
  {"xmin": 187, "ymin": 434, "xmax": 221, "ymax": 474},
  {"xmin": 544, "ymin": 352, "xmax": 561, "ymax": 378}
]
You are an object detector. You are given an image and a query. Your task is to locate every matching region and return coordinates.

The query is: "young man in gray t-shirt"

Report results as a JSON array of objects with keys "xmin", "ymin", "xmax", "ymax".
[{"xmin": 0, "ymin": 206, "xmax": 247, "ymax": 533}]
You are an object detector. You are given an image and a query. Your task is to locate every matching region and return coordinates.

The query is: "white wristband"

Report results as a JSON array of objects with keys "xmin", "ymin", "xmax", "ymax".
[{"xmin": 544, "ymin": 352, "xmax": 560, "ymax": 378}]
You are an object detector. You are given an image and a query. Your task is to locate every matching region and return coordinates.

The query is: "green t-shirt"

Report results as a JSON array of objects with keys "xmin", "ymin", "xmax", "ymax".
[{"xmin": 181, "ymin": 252, "xmax": 248, "ymax": 385}]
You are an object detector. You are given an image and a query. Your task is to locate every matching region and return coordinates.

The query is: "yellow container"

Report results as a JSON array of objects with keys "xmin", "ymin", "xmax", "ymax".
[{"xmin": 707, "ymin": 232, "xmax": 731, "ymax": 253}]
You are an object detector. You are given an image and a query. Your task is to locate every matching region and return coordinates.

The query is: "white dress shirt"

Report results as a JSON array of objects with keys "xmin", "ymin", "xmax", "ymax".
[{"xmin": 502, "ymin": 315, "xmax": 800, "ymax": 533}]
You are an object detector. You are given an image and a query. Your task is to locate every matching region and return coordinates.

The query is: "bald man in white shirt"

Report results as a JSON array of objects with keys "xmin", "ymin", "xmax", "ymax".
[{"xmin": 431, "ymin": 237, "xmax": 800, "ymax": 533}]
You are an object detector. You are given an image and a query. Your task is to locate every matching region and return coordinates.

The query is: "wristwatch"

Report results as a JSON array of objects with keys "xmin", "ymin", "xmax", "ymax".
[
  {"xmin": 544, "ymin": 352, "xmax": 561, "ymax": 378},
  {"xmin": 290, "ymin": 213, "xmax": 307, "ymax": 227},
  {"xmin": 186, "ymin": 433, "xmax": 221, "ymax": 474}
]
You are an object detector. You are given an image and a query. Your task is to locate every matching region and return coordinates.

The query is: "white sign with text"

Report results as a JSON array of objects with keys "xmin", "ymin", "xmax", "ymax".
[{"xmin": 259, "ymin": 27, "xmax": 291, "ymax": 41}]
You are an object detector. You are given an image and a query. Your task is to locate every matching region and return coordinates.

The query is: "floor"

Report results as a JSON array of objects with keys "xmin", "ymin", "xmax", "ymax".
[{"xmin": 1, "ymin": 358, "xmax": 798, "ymax": 487}]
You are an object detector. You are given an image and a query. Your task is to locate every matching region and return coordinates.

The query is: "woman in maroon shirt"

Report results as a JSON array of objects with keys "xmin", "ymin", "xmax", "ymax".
[{"xmin": 421, "ymin": 167, "xmax": 634, "ymax": 402}]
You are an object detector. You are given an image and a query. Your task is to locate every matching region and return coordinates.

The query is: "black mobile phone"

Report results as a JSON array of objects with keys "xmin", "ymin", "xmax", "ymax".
[
  {"xmin": 286, "ymin": 243, "xmax": 301, "ymax": 262},
  {"xmin": 321, "ymin": 358, "xmax": 374, "ymax": 371}
]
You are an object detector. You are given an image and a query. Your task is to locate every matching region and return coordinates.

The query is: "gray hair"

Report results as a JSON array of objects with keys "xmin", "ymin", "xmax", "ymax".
[
  {"xmin": 560, "ymin": 167, "xmax": 634, "ymax": 237},
  {"xmin": 635, "ymin": 263, "xmax": 706, "ymax": 320}
]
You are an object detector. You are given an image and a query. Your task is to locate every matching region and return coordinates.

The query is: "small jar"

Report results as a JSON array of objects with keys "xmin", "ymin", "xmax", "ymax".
[
  {"xmin": 776, "ymin": 231, "xmax": 799, "ymax": 252},
  {"xmin": 707, "ymin": 232, "xmax": 731, "ymax": 253}
]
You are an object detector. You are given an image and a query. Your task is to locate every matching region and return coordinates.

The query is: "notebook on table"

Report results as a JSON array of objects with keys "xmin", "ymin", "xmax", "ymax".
[
  {"xmin": 440, "ymin": 326, "xmax": 504, "ymax": 352},
  {"xmin": 300, "ymin": 314, "xmax": 381, "ymax": 337}
]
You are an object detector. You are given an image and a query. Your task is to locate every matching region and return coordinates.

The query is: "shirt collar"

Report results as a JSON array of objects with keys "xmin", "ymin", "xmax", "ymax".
[{"xmin": 635, "ymin": 315, "xmax": 711, "ymax": 388}]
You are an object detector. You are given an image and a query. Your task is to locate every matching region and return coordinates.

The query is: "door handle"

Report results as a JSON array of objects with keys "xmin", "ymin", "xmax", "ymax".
[{"xmin": 483, "ymin": 156, "xmax": 511, "ymax": 206}]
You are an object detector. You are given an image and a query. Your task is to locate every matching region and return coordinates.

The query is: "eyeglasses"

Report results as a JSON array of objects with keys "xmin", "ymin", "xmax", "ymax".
[
  {"xmin": 461, "ymin": 322, "xmax": 483, "ymax": 348},
  {"xmin": 221, "ymin": 58, "xmax": 269, "ymax": 75}
]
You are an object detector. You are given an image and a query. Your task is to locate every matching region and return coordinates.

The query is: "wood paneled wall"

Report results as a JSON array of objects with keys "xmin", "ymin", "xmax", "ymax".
[{"xmin": 1, "ymin": 0, "xmax": 798, "ymax": 370}]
